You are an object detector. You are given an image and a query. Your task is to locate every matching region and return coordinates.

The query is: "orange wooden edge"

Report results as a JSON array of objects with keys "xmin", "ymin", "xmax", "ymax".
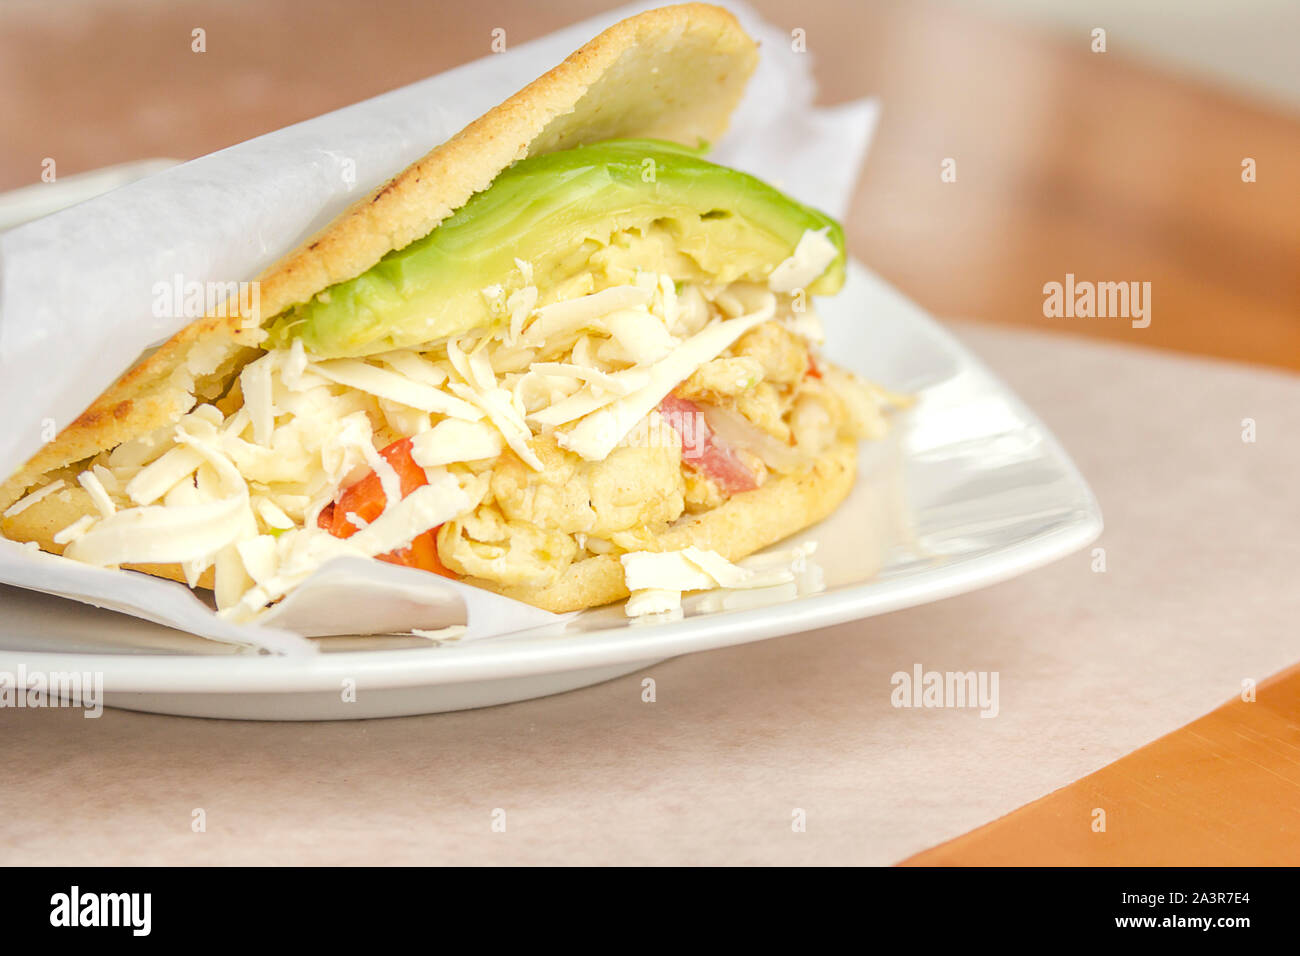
[{"xmin": 900, "ymin": 661, "xmax": 1300, "ymax": 865}]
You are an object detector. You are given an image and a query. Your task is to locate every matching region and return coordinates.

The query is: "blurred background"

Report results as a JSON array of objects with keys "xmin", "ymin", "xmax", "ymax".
[{"xmin": 2, "ymin": 0, "xmax": 1296, "ymax": 367}]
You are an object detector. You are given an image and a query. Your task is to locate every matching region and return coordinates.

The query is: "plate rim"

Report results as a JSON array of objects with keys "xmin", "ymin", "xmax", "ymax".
[{"xmin": 2, "ymin": 516, "xmax": 1099, "ymax": 693}]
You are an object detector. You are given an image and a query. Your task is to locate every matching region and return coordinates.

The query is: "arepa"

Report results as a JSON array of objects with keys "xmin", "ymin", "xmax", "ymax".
[{"xmin": 1, "ymin": 4, "xmax": 904, "ymax": 618}]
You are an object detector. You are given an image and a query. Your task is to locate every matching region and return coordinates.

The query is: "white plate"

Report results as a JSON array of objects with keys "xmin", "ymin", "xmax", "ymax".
[{"xmin": 0, "ymin": 261, "xmax": 1101, "ymax": 719}]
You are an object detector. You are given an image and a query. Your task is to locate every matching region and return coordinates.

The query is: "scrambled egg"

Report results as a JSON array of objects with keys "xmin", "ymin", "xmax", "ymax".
[
  {"xmin": 442, "ymin": 433, "xmax": 686, "ymax": 585},
  {"xmin": 490, "ymin": 434, "xmax": 686, "ymax": 539},
  {"xmin": 735, "ymin": 322, "xmax": 809, "ymax": 385},
  {"xmin": 438, "ymin": 503, "xmax": 578, "ymax": 588},
  {"xmin": 677, "ymin": 356, "xmax": 763, "ymax": 402},
  {"xmin": 683, "ymin": 470, "xmax": 726, "ymax": 514},
  {"xmin": 731, "ymin": 382, "xmax": 792, "ymax": 441},
  {"xmin": 794, "ymin": 366, "xmax": 893, "ymax": 450}
]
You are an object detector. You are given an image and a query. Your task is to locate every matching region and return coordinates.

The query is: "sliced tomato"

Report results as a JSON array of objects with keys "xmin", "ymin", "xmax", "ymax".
[
  {"xmin": 375, "ymin": 528, "xmax": 452, "ymax": 577},
  {"xmin": 658, "ymin": 395, "xmax": 759, "ymax": 495},
  {"xmin": 322, "ymin": 438, "xmax": 422, "ymax": 539},
  {"xmin": 317, "ymin": 437, "xmax": 455, "ymax": 577}
]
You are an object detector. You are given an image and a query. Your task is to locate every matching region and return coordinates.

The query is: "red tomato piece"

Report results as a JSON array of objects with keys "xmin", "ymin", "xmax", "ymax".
[
  {"xmin": 658, "ymin": 395, "xmax": 759, "ymax": 495},
  {"xmin": 317, "ymin": 437, "xmax": 455, "ymax": 577}
]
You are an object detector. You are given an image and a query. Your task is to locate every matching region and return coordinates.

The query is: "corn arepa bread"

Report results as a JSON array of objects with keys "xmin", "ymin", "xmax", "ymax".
[
  {"xmin": 1, "ymin": 5, "xmax": 901, "ymax": 621},
  {"xmin": 0, "ymin": 3, "xmax": 757, "ymax": 512}
]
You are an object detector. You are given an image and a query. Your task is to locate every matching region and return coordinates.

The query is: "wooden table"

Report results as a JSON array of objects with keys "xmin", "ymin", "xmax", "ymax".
[{"xmin": 2, "ymin": 0, "xmax": 1297, "ymax": 865}]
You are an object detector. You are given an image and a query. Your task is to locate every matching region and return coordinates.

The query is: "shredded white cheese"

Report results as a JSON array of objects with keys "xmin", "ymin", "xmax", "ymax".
[
  {"xmin": 625, "ymin": 589, "xmax": 683, "ymax": 617},
  {"xmin": 359, "ymin": 440, "xmax": 404, "ymax": 510},
  {"xmin": 620, "ymin": 546, "xmax": 799, "ymax": 617},
  {"xmin": 346, "ymin": 474, "xmax": 471, "ymax": 557},
  {"xmin": 556, "ymin": 291, "xmax": 776, "ymax": 462},
  {"xmin": 90, "ymin": 463, "xmax": 120, "ymax": 493},
  {"xmin": 376, "ymin": 349, "xmax": 449, "ymax": 387},
  {"xmin": 507, "ymin": 285, "xmax": 539, "ymax": 344},
  {"xmin": 53, "ymin": 514, "xmax": 97, "ymax": 545},
  {"xmin": 124, "ymin": 445, "xmax": 204, "ymax": 506},
  {"xmin": 526, "ymin": 368, "xmax": 653, "ymax": 427},
  {"xmin": 447, "ymin": 381, "xmax": 542, "ymax": 470},
  {"xmin": 255, "ymin": 497, "xmax": 295, "ymax": 531},
  {"xmin": 522, "ymin": 285, "xmax": 652, "ymax": 346},
  {"xmin": 598, "ymin": 308, "xmax": 678, "ymax": 366},
  {"xmin": 768, "ymin": 227, "xmax": 838, "ymax": 293},
  {"xmin": 3, "ymin": 480, "xmax": 65, "ymax": 519},
  {"xmin": 63, "ymin": 494, "xmax": 249, "ymax": 567},
  {"xmin": 280, "ymin": 337, "xmax": 311, "ymax": 390},
  {"xmin": 77, "ymin": 469, "xmax": 116, "ymax": 518},
  {"xmin": 410, "ymin": 420, "xmax": 503, "ymax": 468},
  {"xmin": 311, "ymin": 359, "xmax": 483, "ymax": 420},
  {"xmin": 236, "ymin": 534, "xmax": 280, "ymax": 587},
  {"xmin": 240, "ymin": 353, "xmax": 276, "ymax": 446}
]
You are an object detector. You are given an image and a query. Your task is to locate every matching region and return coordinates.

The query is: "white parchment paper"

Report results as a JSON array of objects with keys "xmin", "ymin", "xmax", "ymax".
[{"xmin": 0, "ymin": 1, "xmax": 879, "ymax": 652}]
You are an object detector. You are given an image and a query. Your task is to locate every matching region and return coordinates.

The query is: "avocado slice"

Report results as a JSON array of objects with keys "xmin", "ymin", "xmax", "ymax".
[{"xmin": 267, "ymin": 139, "xmax": 846, "ymax": 358}]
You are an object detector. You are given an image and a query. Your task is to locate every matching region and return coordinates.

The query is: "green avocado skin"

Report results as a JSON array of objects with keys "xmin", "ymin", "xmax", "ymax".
[{"xmin": 267, "ymin": 139, "xmax": 847, "ymax": 358}]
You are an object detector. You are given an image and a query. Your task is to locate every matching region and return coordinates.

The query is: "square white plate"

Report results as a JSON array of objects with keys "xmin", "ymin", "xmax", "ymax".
[
  {"xmin": 0, "ymin": 259, "xmax": 1102, "ymax": 718},
  {"xmin": 0, "ymin": 259, "xmax": 1101, "ymax": 719}
]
